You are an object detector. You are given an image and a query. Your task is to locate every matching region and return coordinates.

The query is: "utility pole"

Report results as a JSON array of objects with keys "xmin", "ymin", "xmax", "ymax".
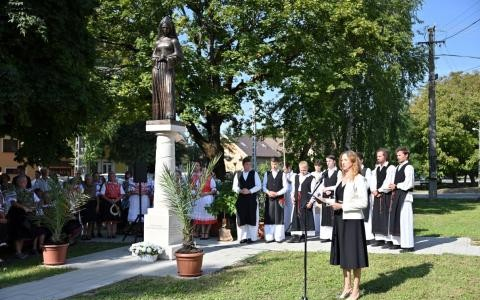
[
  {"xmin": 282, "ymin": 127, "xmax": 286, "ymax": 167},
  {"xmin": 252, "ymin": 101, "xmax": 257, "ymax": 171},
  {"xmin": 477, "ymin": 120, "xmax": 480, "ymax": 188},
  {"xmin": 418, "ymin": 26, "xmax": 444, "ymax": 201}
]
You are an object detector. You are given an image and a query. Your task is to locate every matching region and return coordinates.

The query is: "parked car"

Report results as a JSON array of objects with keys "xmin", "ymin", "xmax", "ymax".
[{"xmin": 100, "ymin": 173, "xmax": 125, "ymax": 185}]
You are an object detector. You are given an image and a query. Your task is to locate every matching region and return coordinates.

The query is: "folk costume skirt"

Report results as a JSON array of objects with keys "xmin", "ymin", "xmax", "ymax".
[
  {"xmin": 191, "ymin": 195, "xmax": 217, "ymax": 225},
  {"xmin": 330, "ymin": 211, "xmax": 369, "ymax": 269}
]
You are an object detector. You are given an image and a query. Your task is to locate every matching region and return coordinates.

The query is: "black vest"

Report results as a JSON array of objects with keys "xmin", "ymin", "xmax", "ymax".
[
  {"xmin": 394, "ymin": 162, "xmax": 413, "ymax": 192},
  {"xmin": 267, "ymin": 170, "xmax": 283, "ymax": 193},
  {"xmin": 294, "ymin": 174, "xmax": 314, "ymax": 203},
  {"xmin": 376, "ymin": 165, "xmax": 388, "ymax": 190},
  {"xmin": 238, "ymin": 170, "xmax": 257, "ymax": 194},
  {"xmin": 322, "ymin": 169, "xmax": 338, "ymax": 187}
]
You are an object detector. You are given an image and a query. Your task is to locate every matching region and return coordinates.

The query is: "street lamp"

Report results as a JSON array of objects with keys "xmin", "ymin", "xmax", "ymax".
[{"xmin": 473, "ymin": 120, "xmax": 480, "ymax": 188}]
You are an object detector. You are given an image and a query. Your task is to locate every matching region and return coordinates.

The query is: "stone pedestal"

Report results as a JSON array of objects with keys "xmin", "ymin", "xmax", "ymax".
[{"xmin": 144, "ymin": 120, "xmax": 186, "ymax": 259}]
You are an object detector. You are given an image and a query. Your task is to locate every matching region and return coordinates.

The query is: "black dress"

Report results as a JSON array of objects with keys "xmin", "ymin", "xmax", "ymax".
[
  {"xmin": 80, "ymin": 184, "xmax": 98, "ymax": 223},
  {"xmin": 330, "ymin": 183, "xmax": 369, "ymax": 269}
]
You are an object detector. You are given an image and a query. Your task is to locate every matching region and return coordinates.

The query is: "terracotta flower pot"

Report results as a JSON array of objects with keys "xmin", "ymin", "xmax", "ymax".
[
  {"xmin": 258, "ymin": 221, "xmax": 265, "ymax": 240},
  {"xmin": 43, "ymin": 243, "xmax": 69, "ymax": 265},
  {"xmin": 175, "ymin": 251, "xmax": 204, "ymax": 277}
]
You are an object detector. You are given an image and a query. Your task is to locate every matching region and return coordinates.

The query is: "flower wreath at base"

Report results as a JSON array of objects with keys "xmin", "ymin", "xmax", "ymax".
[{"xmin": 129, "ymin": 241, "xmax": 164, "ymax": 257}]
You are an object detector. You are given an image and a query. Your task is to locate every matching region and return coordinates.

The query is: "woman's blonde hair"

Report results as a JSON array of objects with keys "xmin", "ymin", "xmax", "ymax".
[{"xmin": 340, "ymin": 150, "xmax": 361, "ymax": 180}]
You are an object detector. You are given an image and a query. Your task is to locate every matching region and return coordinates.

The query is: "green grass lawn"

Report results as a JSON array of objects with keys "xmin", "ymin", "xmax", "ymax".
[
  {"xmin": 70, "ymin": 251, "xmax": 480, "ymax": 300},
  {"xmin": 0, "ymin": 242, "xmax": 127, "ymax": 288},
  {"xmin": 414, "ymin": 198, "xmax": 480, "ymax": 242}
]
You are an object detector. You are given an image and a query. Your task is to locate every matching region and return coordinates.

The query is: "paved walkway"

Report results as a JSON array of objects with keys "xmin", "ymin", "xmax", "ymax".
[
  {"xmin": 413, "ymin": 191, "xmax": 480, "ymax": 200},
  {"xmin": 1, "ymin": 235, "xmax": 479, "ymax": 300}
]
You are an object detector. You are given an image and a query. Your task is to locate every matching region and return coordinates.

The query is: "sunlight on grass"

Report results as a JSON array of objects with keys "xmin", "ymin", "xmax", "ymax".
[
  {"xmin": 70, "ymin": 251, "xmax": 480, "ymax": 300},
  {"xmin": 0, "ymin": 242, "xmax": 127, "ymax": 288},
  {"xmin": 414, "ymin": 199, "xmax": 480, "ymax": 241}
]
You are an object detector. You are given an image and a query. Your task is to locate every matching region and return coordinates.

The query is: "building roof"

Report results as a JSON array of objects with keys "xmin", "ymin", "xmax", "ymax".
[{"xmin": 232, "ymin": 135, "xmax": 283, "ymax": 158}]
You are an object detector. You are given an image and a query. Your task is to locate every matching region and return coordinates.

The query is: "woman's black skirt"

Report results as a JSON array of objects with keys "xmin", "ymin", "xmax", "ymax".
[
  {"xmin": 80, "ymin": 199, "xmax": 98, "ymax": 223},
  {"xmin": 7, "ymin": 206, "xmax": 33, "ymax": 240},
  {"xmin": 330, "ymin": 212, "xmax": 369, "ymax": 269},
  {"xmin": 102, "ymin": 199, "xmax": 122, "ymax": 223}
]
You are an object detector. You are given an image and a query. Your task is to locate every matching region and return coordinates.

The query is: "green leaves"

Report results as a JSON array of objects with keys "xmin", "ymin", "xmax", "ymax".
[
  {"xmin": 1, "ymin": 0, "xmax": 104, "ymax": 166},
  {"xmin": 40, "ymin": 177, "xmax": 89, "ymax": 244},
  {"xmin": 159, "ymin": 154, "xmax": 221, "ymax": 250},
  {"xmin": 408, "ymin": 72, "xmax": 480, "ymax": 181},
  {"xmin": 266, "ymin": 0, "xmax": 426, "ymax": 163}
]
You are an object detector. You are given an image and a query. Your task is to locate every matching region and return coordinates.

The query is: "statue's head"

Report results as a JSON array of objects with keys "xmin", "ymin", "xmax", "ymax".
[{"xmin": 158, "ymin": 16, "xmax": 177, "ymax": 38}]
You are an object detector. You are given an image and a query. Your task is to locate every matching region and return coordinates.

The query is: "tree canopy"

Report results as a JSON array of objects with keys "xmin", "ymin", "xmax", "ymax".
[
  {"xmin": 408, "ymin": 72, "xmax": 480, "ymax": 184},
  {"xmin": 87, "ymin": 0, "xmax": 426, "ymax": 176},
  {"xmin": 0, "ymin": 0, "xmax": 106, "ymax": 166},
  {"xmin": 261, "ymin": 0, "xmax": 426, "ymax": 165},
  {"xmin": 2, "ymin": 0, "xmax": 427, "ymax": 175}
]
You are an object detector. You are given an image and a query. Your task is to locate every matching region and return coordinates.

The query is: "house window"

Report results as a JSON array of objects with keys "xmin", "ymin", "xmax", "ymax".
[
  {"xmin": 3, "ymin": 138, "xmax": 19, "ymax": 152},
  {"xmin": 102, "ymin": 163, "xmax": 113, "ymax": 174}
]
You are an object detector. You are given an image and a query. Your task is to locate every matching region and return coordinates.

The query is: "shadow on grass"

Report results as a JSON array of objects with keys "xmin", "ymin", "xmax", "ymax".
[
  {"xmin": 363, "ymin": 263, "xmax": 433, "ymax": 295},
  {"xmin": 414, "ymin": 236, "xmax": 457, "ymax": 251},
  {"xmin": 414, "ymin": 199, "xmax": 478, "ymax": 215},
  {"xmin": 414, "ymin": 228, "xmax": 440, "ymax": 237}
]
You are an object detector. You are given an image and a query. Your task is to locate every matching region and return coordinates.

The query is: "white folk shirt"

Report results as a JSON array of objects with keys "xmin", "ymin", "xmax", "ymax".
[
  {"xmin": 395, "ymin": 160, "xmax": 415, "ymax": 203},
  {"xmin": 361, "ymin": 165, "xmax": 373, "ymax": 189},
  {"xmin": 371, "ymin": 162, "xmax": 396, "ymax": 193},
  {"xmin": 290, "ymin": 173, "xmax": 317, "ymax": 201},
  {"xmin": 232, "ymin": 170, "xmax": 262, "ymax": 194},
  {"xmin": 317, "ymin": 167, "xmax": 342, "ymax": 194},
  {"xmin": 311, "ymin": 171, "xmax": 323, "ymax": 182},
  {"xmin": 284, "ymin": 171, "xmax": 296, "ymax": 193}
]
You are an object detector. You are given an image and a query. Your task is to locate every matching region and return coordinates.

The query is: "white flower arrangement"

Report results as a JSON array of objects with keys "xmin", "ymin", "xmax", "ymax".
[{"xmin": 129, "ymin": 242, "xmax": 164, "ymax": 257}]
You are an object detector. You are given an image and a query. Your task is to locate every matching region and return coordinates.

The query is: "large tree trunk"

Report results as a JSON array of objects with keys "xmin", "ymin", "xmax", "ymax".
[
  {"xmin": 468, "ymin": 172, "xmax": 476, "ymax": 186},
  {"xmin": 452, "ymin": 173, "xmax": 459, "ymax": 186},
  {"xmin": 185, "ymin": 116, "xmax": 226, "ymax": 180}
]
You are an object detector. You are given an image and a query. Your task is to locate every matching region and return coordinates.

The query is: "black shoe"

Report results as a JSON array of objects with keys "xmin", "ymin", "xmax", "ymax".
[
  {"xmin": 239, "ymin": 239, "xmax": 248, "ymax": 244},
  {"xmin": 381, "ymin": 241, "xmax": 393, "ymax": 249},
  {"xmin": 390, "ymin": 244, "xmax": 401, "ymax": 250},
  {"xmin": 276, "ymin": 240, "xmax": 284, "ymax": 243},
  {"xmin": 286, "ymin": 235, "xmax": 300, "ymax": 243},
  {"xmin": 285, "ymin": 232, "xmax": 292, "ymax": 237},
  {"xmin": 370, "ymin": 240, "xmax": 385, "ymax": 247},
  {"xmin": 366, "ymin": 240, "xmax": 374, "ymax": 245},
  {"xmin": 15, "ymin": 252, "xmax": 28, "ymax": 260},
  {"xmin": 298, "ymin": 235, "xmax": 306, "ymax": 242},
  {"xmin": 320, "ymin": 239, "xmax": 331, "ymax": 243},
  {"xmin": 246, "ymin": 238, "xmax": 253, "ymax": 244},
  {"xmin": 400, "ymin": 247, "xmax": 415, "ymax": 253}
]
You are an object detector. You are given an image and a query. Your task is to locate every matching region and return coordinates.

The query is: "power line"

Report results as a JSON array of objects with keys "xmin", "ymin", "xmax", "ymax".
[
  {"xmin": 440, "ymin": 44, "xmax": 457, "ymax": 73},
  {"xmin": 463, "ymin": 64, "xmax": 480, "ymax": 72},
  {"xmin": 442, "ymin": 17, "xmax": 480, "ymax": 41},
  {"xmin": 436, "ymin": 54, "xmax": 480, "ymax": 60},
  {"xmin": 442, "ymin": 1, "xmax": 480, "ymax": 29}
]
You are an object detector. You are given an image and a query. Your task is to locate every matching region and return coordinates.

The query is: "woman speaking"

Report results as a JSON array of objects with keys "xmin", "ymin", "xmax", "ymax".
[{"xmin": 324, "ymin": 151, "xmax": 369, "ymax": 300}]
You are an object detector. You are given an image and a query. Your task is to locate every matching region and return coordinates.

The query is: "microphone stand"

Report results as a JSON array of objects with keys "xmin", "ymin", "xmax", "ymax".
[
  {"xmin": 300, "ymin": 177, "xmax": 324, "ymax": 300},
  {"xmin": 301, "ymin": 202, "xmax": 308, "ymax": 300}
]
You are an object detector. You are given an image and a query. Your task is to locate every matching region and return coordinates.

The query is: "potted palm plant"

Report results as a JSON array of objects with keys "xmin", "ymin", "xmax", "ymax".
[
  {"xmin": 159, "ymin": 155, "xmax": 220, "ymax": 277},
  {"xmin": 40, "ymin": 176, "xmax": 88, "ymax": 265}
]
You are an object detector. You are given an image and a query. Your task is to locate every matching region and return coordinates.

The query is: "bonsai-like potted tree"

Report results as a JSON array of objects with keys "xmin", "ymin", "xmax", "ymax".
[
  {"xmin": 159, "ymin": 155, "xmax": 220, "ymax": 277},
  {"xmin": 40, "ymin": 177, "xmax": 87, "ymax": 265},
  {"xmin": 206, "ymin": 181, "xmax": 237, "ymax": 241}
]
